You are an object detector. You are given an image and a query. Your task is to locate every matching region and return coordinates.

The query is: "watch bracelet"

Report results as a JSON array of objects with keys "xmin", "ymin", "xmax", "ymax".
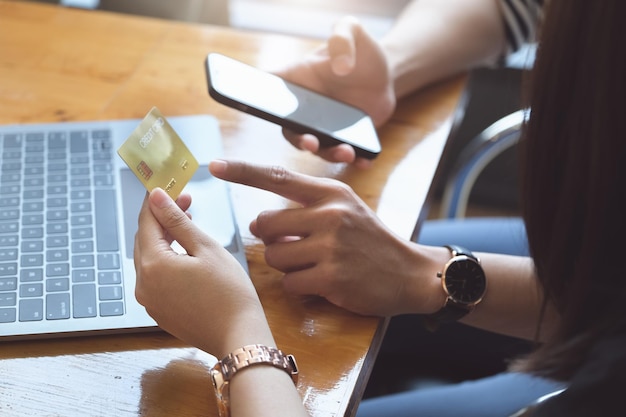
[
  {"xmin": 219, "ymin": 344, "xmax": 297, "ymax": 381},
  {"xmin": 211, "ymin": 344, "xmax": 299, "ymax": 417}
]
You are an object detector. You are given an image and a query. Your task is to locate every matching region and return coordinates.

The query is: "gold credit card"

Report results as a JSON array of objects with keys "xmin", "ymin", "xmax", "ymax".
[{"xmin": 117, "ymin": 106, "xmax": 199, "ymax": 200}]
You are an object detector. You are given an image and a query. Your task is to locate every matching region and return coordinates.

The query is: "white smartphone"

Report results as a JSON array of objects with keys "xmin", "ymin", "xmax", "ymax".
[{"xmin": 205, "ymin": 53, "xmax": 381, "ymax": 159}]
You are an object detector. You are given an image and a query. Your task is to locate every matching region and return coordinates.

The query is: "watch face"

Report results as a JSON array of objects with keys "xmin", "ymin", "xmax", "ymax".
[{"xmin": 443, "ymin": 257, "xmax": 487, "ymax": 305}]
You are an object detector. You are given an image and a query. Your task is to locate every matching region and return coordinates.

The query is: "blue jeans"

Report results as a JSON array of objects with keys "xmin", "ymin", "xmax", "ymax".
[
  {"xmin": 357, "ymin": 217, "xmax": 564, "ymax": 416},
  {"xmin": 357, "ymin": 372, "xmax": 566, "ymax": 417}
]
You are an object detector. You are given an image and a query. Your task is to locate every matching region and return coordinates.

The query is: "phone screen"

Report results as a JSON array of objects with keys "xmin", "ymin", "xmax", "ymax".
[{"xmin": 206, "ymin": 53, "xmax": 381, "ymax": 159}]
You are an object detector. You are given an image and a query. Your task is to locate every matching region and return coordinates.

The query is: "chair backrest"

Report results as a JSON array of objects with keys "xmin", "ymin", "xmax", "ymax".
[{"xmin": 439, "ymin": 109, "xmax": 528, "ymax": 219}]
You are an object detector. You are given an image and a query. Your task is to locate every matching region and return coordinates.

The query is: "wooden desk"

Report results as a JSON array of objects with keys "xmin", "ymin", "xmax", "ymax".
[{"xmin": 0, "ymin": 1, "xmax": 465, "ymax": 416}]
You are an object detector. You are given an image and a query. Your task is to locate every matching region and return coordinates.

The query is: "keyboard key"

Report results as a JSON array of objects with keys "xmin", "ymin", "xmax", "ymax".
[
  {"xmin": 0, "ymin": 262, "xmax": 17, "ymax": 276},
  {"xmin": 71, "ymin": 240, "xmax": 93, "ymax": 253},
  {"xmin": 24, "ymin": 143, "xmax": 44, "ymax": 153},
  {"xmin": 99, "ymin": 286, "xmax": 122, "ymax": 301},
  {"xmin": 46, "ymin": 278, "xmax": 69, "ymax": 292},
  {"xmin": 20, "ymin": 253, "xmax": 43, "ymax": 267},
  {"xmin": 0, "ymin": 185, "xmax": 20, "ymax": 194},
  {"xmin": 0, "ymin": 307, "xmax": 16, "ymax": 323},
  {"xmin": 97, "ymin": 253, "xmax": 120, "ymax": 270},
  {"xmin": 24, "ymin": 177, "xmax": 44, "ymax": 187},
  {"xmin": 0, "ymin": 173, "xmax": 20, "ymax": 183},
  {"xmin": 71, "ymin": 190, "xmax": 90, "ymax": 200},
  {"xmin": 72, "ymin": 254, "xmax": 94, "ymax": 268},
  {"xmin": 93, "ymin": 175, "xmax": 113, "ymax": 186},
  {"xmin": 71, "ymin": 155, "xmax": 89, "ymax": 164},
  {"xmin": 22, "ymin": 214, "xmax": 44, "ymax": 225},
  {"xmin": 95, "ymin": 189, "xmax": 119, "ymax": 251},
  {"xmin": 72, "ymin": 269, "xmax": 95, "ymax": 283},
  {"xmin": 46, "ymin": 263, "xmax": 70, "ymax": 277},
  {"xmin": 47, "ymin": 174, "xmax": 67, "ymax": 183},
  {"xmin": 99, "ymin": 302, "xmax": 124, "ymax": 317},
  {"xmin": 21, "ymin": 240, "xmax": 44, "ymax": 252},
  {"xmin": 48, "ymin": 132, "xmax": 66, "ymax": 148},
  {"xmin": 0, "ymin": 235, "xmax": 18, "ymax": 246},
  {"xmin": 0, "ymin": 210, "xmax": 19, "ymax": 221},
  {"xmin": 70, "ymin": 131, "xmax": 89, "ymax": 153},
  {"xmin": 47, "ymin": 185, "xmax": 67, "ymax": 195},
  {"xmin": 24, "ymin": 155, "xmax": 44, "ymax": 164},
  {"xmin": 47, "ymin": 223, "xmax": 68, "ymax": 234},
  {"xmin": 2, "ymin": 151, "xmax": 21, "ymax": 161},
  {"xmin": 24, "ymin": 167, "xmax": 44, "ymax": 176},
  {"xmin": 47, "ymin": 235, "xmax": 69, "ymax": 248},
  {"xmin": 70, "ymin": 202, "xmax": 91, "ymax": 213},
  {"xmin": 72, "ymin": 284, "xmax": 96, "ymax": 318},
  {"xmin": 71, "ymin": 167, "xmax": 90, "ymax": 176},
  {"xmin": 0, "ymin": 292, "xmax": 17, "ymax": 306},
  {"xmin": 23, "ymin": 202, "xmax": 44, "ymax": 212},
  {"xmin": 0, "ymin": 197, "xmax": 19, "ymax": 207},
  {"xmin": 21, "ymin": 227, "xmax": 44, "ymax": 239},
  {"xmin": 98, "ymin": 271, "xmax": 121, "ymax": 285},
  {"xmin": 71, "ymin": 227, "xmax": 92, "ymax": 239},
  {"xmin": 48, "ymin": 151, "xmax": 66, "ymax": 161},
  {"xmin": 71, "ymin": 214, "xmax": 92, "ymax": 227},
  {"xmin": 47, "ymin": 209, "xmax": 68, "ymax": 221},
  {"xmin": 46, "ymin": 249, "xmax": 68, "ymax": 262},
  {"xmin": 2, "ymin": 162, "xmax": 22, "ymax": 172},
  {"xmin": 20, "ymin": 283, "xmax": 43, "ymax": 298},
  {"xmin": 71, "ymin": 178, "xmax": 90, "ymax": 188},
  {"xmin": 0, "ymin": 277, "xmax": 17, "ymax": 291},
  {"xmin": 48, "ymin": 162, "xmax": 67, "ymax": 171},
  {"xmin": 20, "ymin": 269, "xmax": 43, "ymax": 282},
  {"xmin": 0, "ymin": 248, "xmax": 17, "ymax": 261},
  {"xmin": 46, "ymin": 293, "xmax": 70, "ymax": 320},
  {"xmin": 19, "ymin": 298, "xmax": 43, "ymax": 321},
  {"xmin": 47, "ymin": 197, "xmax": 68, "ymax": 207},
  {"xmin": 0, "ymin": 222, "xmax": 18, "ymax": 234},
  {"xmin": 3, "ymin": 134, "xmax": 22, "ymax": 148}
]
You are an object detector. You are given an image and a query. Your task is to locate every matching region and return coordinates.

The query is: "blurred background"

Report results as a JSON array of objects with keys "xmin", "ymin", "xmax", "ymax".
[
  {"xmin": 21, "ymin": 0, "xmax": 409, "ymax": 39},
  {"xmin": 17, "ymin": 0, "xmax": 531, "ymax": 218}
]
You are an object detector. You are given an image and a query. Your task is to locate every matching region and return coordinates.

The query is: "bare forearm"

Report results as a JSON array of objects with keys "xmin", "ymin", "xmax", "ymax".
[
  {"xmin": 381, "ymin": 0, "xmax": 506, "ymax": 97},
  {"xmin": 461, "ymin": 252, "xmax": 558, "ymax": 341},
  {"xmin": 405, "ymin": 246, "xmax": 557, "ymax": 341}
]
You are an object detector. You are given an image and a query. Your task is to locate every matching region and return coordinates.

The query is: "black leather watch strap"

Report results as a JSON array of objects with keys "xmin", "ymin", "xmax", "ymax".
[
  {"xmin": 423, "ymin": 245, "xmax": 486, "ymax": 331},
  {"xmin": 446, "ymin": 244, "xmax": 475, "ymax": 260},
  {"xmin": 427, "ymin": 298, "xmax": 471, "ymax": 323}
]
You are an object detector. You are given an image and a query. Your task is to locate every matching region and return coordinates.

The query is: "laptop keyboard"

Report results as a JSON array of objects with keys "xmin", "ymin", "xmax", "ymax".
[{"xmin": 0, "ymin": 128, "xmax": 123, "ymax": 324}]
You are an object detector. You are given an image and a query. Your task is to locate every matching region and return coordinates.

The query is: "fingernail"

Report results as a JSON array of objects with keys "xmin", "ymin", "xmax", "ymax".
[
  {"xmin": 332, "ymin": 55, "xmax": 353, "ymax": 76},
  {"xmin": 209, "ymin": 159, "xmax": 227, "ymax": 175},
  {"xmin": 150, "ymin": 187, "xmax": 172, "ymax": 208}
]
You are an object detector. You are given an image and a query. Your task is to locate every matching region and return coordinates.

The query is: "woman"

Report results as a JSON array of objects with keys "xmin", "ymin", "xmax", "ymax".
[{"xmin": 133, "ymin": 0, "xmax": 626, "ymax": 415}]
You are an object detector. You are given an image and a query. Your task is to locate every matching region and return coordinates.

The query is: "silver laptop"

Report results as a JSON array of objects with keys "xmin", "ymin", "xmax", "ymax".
[{"xmin": 0, "ymin": 114, "xmax": 247, "ymax": 340}]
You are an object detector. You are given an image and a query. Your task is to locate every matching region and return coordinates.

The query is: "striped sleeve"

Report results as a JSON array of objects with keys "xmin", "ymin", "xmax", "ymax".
[{"xmin": 500, "ymin": 0, "xmax": 544, "ymax": 53}]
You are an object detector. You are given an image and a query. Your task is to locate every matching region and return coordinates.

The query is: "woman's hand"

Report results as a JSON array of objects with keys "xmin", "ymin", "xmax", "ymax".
[
  {"xmin": 210, "ymin": 160, "xmax": 442, "ymax": 317},
  {"xmin": 276, "ymin": 16, "xmax": 396, "ymax": 167},
  {"xmin": 133, "ymin": 187, "xmax": 275, "ymax": 358}
]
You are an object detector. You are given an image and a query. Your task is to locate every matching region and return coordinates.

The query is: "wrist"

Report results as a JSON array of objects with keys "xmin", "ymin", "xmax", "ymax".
[
  {"xmin": 201, "ymin": 300, "xmax": 275, "ymax": 359},
  {"xmin": 402, "ymin": 245, "xmax": 451, "ymax": 315}
]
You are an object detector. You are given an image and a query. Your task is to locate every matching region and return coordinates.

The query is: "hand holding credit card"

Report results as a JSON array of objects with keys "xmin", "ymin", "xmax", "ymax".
[{"xmin": 117, "ymin": 106, "xmax": 199, "ymax": 200}]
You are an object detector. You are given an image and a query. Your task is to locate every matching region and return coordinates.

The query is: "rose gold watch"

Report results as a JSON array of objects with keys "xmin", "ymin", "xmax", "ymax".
[{"xmin": 210, "ymin": 344, "xmax": 299, "ymax": 417}]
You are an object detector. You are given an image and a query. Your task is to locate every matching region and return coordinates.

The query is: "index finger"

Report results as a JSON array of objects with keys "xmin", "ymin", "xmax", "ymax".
[{"xmin": 209, "ymin": 159, "xmax": 335, "ymax": 206}]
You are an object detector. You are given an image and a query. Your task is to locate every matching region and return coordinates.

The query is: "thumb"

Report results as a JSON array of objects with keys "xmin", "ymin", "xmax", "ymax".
[
  {"xmin": 148, "ymin": 188, "xmax": 211, "ymax": 255},
  {"xmin": 328, "ymin": 16, "xmax": 361, "ymax": 76}
]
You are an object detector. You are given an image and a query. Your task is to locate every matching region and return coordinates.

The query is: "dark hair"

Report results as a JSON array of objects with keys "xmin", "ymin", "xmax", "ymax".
[{"xmin": 516, "ymin": 0, "xmax": 626, "ymax": 380}]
